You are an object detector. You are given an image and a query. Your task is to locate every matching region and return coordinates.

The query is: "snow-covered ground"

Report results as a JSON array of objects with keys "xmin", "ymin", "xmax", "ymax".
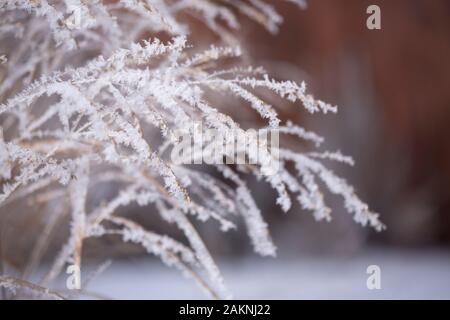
[{"xmin": 84, "ymin": 249, "xmax": 450, "ymax": 299}]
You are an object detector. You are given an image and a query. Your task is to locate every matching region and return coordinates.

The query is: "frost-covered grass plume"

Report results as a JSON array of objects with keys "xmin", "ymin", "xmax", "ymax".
[{"xmin": 0, "ymin": 0, "xmax": 384, "ymax": 299}]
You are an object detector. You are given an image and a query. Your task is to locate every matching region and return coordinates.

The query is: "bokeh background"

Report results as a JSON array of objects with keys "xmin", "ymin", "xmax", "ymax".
[
  {"xmin": 238, "ymin": 0, "xmax": 450, "ymax": 252},
  {"xmin": 175, "ymin": 0, "xmax": 450, "ymax": 256}
]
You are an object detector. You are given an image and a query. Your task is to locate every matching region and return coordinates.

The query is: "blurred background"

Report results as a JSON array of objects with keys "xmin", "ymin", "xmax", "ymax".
[
  {"xmin": 2, "ymin": 0, "xmax": 450, "ymax": 299},
  {"xmin": 237, "ymin": 0, "xmax": 450, "ymax": 253},
  {"xmin": 176, "ymin": 0, "xmax": 450, "ymax": 255}
]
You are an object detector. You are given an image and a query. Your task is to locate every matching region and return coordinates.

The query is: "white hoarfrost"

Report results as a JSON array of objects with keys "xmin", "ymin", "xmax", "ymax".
[{"xmin": 0, "ymin": 0, "xmax": 384, "ymax": 299}]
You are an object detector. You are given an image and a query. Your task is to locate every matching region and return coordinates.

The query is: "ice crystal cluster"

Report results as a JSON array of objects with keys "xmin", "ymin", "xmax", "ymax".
[{"xmin": 0, "ymin": 0, "xmax": 384, "ymax": 299}]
